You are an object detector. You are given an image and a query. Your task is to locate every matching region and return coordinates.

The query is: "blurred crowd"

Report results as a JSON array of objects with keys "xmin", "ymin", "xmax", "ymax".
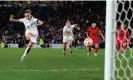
[{"xmin": 0, "ymin": 1, "xmax": 105, "ymax": 48}]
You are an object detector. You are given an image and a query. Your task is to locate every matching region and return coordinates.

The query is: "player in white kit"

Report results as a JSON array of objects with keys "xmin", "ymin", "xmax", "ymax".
[
  {"xmin": 10, "ymin": 10, "xmax": 44, "ymax": 62},
  {"xmin": 63, "ymin": 20, "xmax": 77, "ymax": 56}
]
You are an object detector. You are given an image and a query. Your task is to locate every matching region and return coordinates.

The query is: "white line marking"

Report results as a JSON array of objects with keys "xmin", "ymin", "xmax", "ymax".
[{"xmin": 0, "ymin": 68, "xmax": 103, "ymax": 72}]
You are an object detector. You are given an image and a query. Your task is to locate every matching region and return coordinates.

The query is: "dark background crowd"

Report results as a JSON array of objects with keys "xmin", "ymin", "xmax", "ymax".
[{"xmin": 0, "ymin": 1, "xmax": 106, "ymax": 48}]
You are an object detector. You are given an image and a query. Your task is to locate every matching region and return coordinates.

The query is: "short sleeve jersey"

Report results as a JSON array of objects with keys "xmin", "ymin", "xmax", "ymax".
[
  {"xmin": 63, "ymin": 25, "xmax": 75, "ymax": 36},
  {"xmin": 19, "ymin": 17, "xmax": 38, "ymax": 32}
]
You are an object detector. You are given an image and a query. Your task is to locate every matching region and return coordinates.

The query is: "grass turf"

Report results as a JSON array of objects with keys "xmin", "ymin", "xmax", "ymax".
[{"xmin": 0, "ymin": 48, "xmax": 105, "ymax": 80}]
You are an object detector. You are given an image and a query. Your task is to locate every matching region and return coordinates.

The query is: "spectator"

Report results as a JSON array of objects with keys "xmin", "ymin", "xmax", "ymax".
[
  {"xmin": 1, "ymin": 41, "xmax": 5, "ymax": 48},
  {"xmin": 0, "ymin": 1, "xmax": 106, "ymax": 48}
]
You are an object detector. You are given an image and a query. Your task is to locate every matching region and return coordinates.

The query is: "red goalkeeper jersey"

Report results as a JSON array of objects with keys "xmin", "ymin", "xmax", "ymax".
[{"xmin": 116, "ymin": 27, "xmax": 130, "ymax": 41}]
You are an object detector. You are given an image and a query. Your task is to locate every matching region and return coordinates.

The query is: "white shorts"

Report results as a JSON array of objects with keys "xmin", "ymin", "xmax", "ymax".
[
  {"xmin": 63, "ymin": 36, "xmax": 74, "ymax": 43},
  {"xmin": 25, "ymin": 30, "xmax": 38, "ymax": 43}
]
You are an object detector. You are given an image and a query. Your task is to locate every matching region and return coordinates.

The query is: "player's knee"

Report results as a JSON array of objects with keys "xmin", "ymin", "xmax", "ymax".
[
  {"xmin": 68, "ymin": 41, "xmax": 72, "ymax": 46},
  {"xmin": 26, "ymin": 36, "xmax": 30, "ymax": 40},
  {"xmin": 122, "ymin": 43, "xmax": 127, "ymax": 46},
  {"xmin": 95, "ymin": 44, "xmax": 99, "ymax": 48},
  {"xmin": 29, "ymin": 41, "xmax": 33, "ymax": 48},
  {"xmin": 95, "ymin": 46, "xmax": 98, "ymax": 49},
  {"xmin": 68, "ymin": 42, "xmax": 72, "ymax": 46},
  {"xmin": 29, "ymin": 44, "xmax": 33, "ymax": 48}
]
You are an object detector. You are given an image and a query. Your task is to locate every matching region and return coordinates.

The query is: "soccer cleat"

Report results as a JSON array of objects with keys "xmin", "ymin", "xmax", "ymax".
[
  {"xmin": 20, "ymin": 57, "xmax": 25, "ymax": 62},
  {"xmin": 70, "ymin": 51, "xmax": 73, "ymax": 56},
  {"xmin": 121, "ymin": 53, "xmax": 125, "ymax": 56},
  {"xmin": 63, "ymin": 53, "xmax": 66, "ymax": 56},
  {"xmin": 87, "ymin": 52, "xmax": 91, "ymax": 56},
  {"xmin": 94, "ymin": 53, "xmax": 97, "ymax": 56}
]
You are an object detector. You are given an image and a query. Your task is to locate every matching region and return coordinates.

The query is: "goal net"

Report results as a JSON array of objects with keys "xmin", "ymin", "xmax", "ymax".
[
  {"xmin": 115, "ymin": 1, "xmax": 133, "ymax": 80},
  {"xmin": 105, "ymin": 0, "xmax": 133, "ymax": 80}
]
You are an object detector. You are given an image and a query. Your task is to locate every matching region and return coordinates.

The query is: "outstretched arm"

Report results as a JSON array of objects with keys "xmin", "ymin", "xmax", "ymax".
[
  {"xmin": 71, "ymin": 24, "xmax": 77, "ymax": 28},
  {"xmin": 10, "ymin": 18, "xmax": 20, "ymax": 22},
  {"xmin": 99, "ymin": 31, "xmax": 105, "ymax": 40},
  {"xmin": 37, "ymin": 20, "xmax": 44, "ymax": 26}
]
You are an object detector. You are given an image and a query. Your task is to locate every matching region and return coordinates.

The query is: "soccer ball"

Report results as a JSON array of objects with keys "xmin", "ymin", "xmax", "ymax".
[{"xmin": 83, "ymin": 38, "xmax": 93, "ymax": 47}]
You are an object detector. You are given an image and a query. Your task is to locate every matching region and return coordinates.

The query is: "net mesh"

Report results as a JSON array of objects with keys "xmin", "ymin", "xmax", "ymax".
[{"xmin": 115, "ymin": 1, "xmax": 133, "ymax": 80}]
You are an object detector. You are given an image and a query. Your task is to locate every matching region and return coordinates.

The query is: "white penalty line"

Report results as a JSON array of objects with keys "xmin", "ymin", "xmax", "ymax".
[{"xmin": 0, "ymin": 68, "xmax": 103, "ymax": 72}]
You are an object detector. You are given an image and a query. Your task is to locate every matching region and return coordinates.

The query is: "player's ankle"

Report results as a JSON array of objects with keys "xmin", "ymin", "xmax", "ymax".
[
  {"xmin": 63, "ymin": 53, "xmax": 66, "ymax": 56},
  {"xmin": 94, "ymin": 53, "xmax": 97, "ymax": 56}
]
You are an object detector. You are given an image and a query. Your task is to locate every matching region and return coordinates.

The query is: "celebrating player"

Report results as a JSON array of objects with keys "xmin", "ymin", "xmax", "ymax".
[
  {"xmin": 116, "ymin": 23, "xmax": 130, "ymax": 56},
  {"xmin": 86, "ymin": 23, "xmax": 105, "ymax": 56},
  {"xmin": 10, "ymin": 10, "xmax": 44, "ymax": 62},
  {"xmin": 63, "ymin": 20, "xmax": 77, "ymax": 56}
]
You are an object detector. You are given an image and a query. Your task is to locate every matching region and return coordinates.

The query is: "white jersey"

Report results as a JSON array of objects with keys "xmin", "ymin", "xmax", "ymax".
[
  {"xmin": 63, "ymin": 25, "xmax": 75, "ymax": 36},
  {"xmin": 19, "ymin": 17, "xmax": 38, "ymax": 33},
  {"xmin": 19, "ymin": 17, "xmax": 38, "ymax": 43}
]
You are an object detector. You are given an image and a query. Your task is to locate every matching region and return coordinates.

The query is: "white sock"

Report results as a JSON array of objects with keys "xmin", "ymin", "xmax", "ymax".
[
  {"xmin": 69, "ymin": 45, "xmax": 72, "ymax": 51},
  {"xmin": 21, "ymin": 46, "xmax": 30, "ymax": 58},
  {"xmin": 63, "ymin": 50, "xmax": 66, "ymax": 53}
]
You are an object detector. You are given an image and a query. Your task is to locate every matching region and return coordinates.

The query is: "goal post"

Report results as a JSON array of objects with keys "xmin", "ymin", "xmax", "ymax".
[
  {"xmin": 105, "ymin": 0, "xmax": 133, "ymax": 80},
  {"xmin": 104, "ymin": 0, "xmax": 116, "ymax": 80}
]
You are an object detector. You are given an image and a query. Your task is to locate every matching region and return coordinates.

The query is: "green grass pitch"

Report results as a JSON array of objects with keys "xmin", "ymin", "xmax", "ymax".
[{"xmin": 0, "ymin": 48, "xmax": 105, "ymax": 80}]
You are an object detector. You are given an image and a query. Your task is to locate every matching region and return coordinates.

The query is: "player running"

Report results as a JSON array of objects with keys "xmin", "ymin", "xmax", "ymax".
[
  {"xmin": 10, "ymin": 10, "xmax": 44, "ymax": 62},
  {"xmin": 116, "ymin": 23, "xmax": 130, "ymax": 56},
  {"xmin": 63, "ymin": 20, "xmax": 77, "ymax": 56},
  {"xmin": 86, "ymin": 23, "xmax": 105, "ymax": 56}
]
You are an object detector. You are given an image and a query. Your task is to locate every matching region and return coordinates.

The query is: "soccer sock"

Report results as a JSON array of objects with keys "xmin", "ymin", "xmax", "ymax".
[
  {"xmin": 63, "ymin": 49, "xmax": 66, "ymax": 53},
  {"xmin": 27, "ymin": 47, "xmax": 31, "ymax": 54},
  {"xmin": 94, "ymin": 47, "xmax": 98, "ymax": 54},
  {"xmin": 69, "ymin": 45, "xmax": 72, "ymax": 51},
  {"xmin": 63, "ymin": 43, "xmax": 67, "ymax": 55},
  {"xmin": 63, "ymin": 46, "xmax": 66, "ymax": 53},
  {"xmin": 116, "ymin": 45, "xmax": 120, "ymax": 52},
  {"xmin": 122, "ymin": 45, "xmax": 126, "ymax": 54},
  {"xmin": 22, "ymin": 46, "xmax": 30, "ymax": 58},
  {"xmin": 21, "ymin": 41, "xmax": 33, "ymax": 58}
]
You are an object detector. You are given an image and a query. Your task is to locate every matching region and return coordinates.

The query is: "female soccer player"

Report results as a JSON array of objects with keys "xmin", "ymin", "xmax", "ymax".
[
  {"xmin": 10, "ymin": 10, "xmax": 44, "ymax": 62},
  {"xmin": 116, "ymin": 23, "xmax": 130, "ymax": 56},
  {"xmin": 86, "ymin": 23, "xmax": 105, "ymax": 56},
  {"xmin": 63, "ymin": 20, "xmax": 77, "ymax": 56}
]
